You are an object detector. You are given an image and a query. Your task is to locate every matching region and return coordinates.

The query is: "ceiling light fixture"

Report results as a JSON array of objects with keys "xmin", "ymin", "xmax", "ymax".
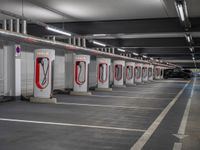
[
  {"xmin": 175, "ymin": 0, "xmax": 191, "ymax": 29},
  {"xmin": 142, "ymin": 55, "xmax": 147, "ymax": 58},
  {"xmin": 93, "ymin": 34, "xmax": 107, "ymax": 37},
  {"xmin": 46, "ymin": 26, "xmax": 71, "ymax": 36},
  {"xmin": 133, "ymin": 52, "xmax": 139, "ymax": 56},
  {"xmin": 177, "ymin": 3, "xmax": 185, "ymax": 21},
  {"xmin": 189, "ymin": 47, "xmax": 194, "ymax": 52},
  {"xmin": 185, "ymin": 34, "xmax": 193, "ymax": 44},
  {"xmin": 117, "ymin": 48, "xmax": 126, "ymax": 52},
  {"xmin": 92, "ymin": 41, "xmax": 106, "ymax": 47}
]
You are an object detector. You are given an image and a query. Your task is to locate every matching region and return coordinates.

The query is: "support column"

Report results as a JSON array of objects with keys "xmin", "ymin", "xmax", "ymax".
[
  {"xmin": 3, "ymin": 44, "xmax": 21, "ymax": 99},
  {"xmin": 95, "ymin": 58, "xmax": 112, "ymax": 91}
]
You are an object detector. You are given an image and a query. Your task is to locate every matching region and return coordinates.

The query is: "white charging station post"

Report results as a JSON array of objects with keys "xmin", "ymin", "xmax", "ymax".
[
  {"xmin": 70, "ymin": 54, "xmax": 91, "ymax": 96},
  {"xmin": 125, "ymin": 62, "xmax": 135, "ymax": 85},
  {"xmin": 113, "ymin": 60, "xmax": 126, "ymax": 87},
  {"xmin": 142, "ymin": 64, "xmax": 149, "ymax": 82},
  {"xmin": 154, "ymin": 66, "xmax": 161, "ymax": 80},
  {"xmin": 135, "ymin": 63, "xmax": 143, "ymax": 84},
  {"xmin": 160, "ymin": 67, "xmax": 165, "ymax": 79},
  {"xmin": 95, "ymin": 58, "xmax": 112, "ymax": 91},
  {"xmin": 30, "ymin": 49, "xmax": 56, "ymax": 103},
  {"xmin": 148, "ymin": 64, "xmax": 154, "ymax": 81}
]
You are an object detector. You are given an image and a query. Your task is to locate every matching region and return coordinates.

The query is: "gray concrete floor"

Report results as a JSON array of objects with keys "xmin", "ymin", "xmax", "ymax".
[{"xmin": 0, "ymin": 78, "xmax": 199, "ymax": 150}]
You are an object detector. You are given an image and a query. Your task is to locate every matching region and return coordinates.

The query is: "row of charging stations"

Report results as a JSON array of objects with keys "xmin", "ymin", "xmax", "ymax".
[{"xmin": 31, "ymin": 49, "xmax": 166, "ymax": 102}]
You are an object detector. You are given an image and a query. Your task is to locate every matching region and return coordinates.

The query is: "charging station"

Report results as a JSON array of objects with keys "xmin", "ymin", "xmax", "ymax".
[
  {"xmin": 125, "ymin": 62, "xmax": 135, "ymax": 85},
  {"xmin": 95, "ymin": 58, "xmax": 112, "ymax": 91},
  {"xmin": 30, "ymin": 49, "xmax": 56, "ymax": 103},
  {"xmin": 148, "ymin": 64, "xmax": 154, "ymax": 81},
  {"xmin": 154, "ymin": 66, "xmax": 161, "ymax": 79},
  {"xmin": 142, "ymin": 64, "xmax": 148, "ymax": 82},
  {"xmin": 135, "ymin": 63, "xmax": 143, "ymax": 83},
  {"xmin": 160, "ymin": 67, "xmax": 165, "ymax": 79},
  {"xmin": 113, "ymin": 60, "xmax": 125, "ymax": 87},
  {"xmin": 70, "ymin": 54, "xmax": 91, "ymax": 96}
]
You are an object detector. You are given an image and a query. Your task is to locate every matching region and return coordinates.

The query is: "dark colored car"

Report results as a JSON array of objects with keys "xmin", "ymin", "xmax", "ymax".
[{"xmin": 164, "ymin": 68, "xmax": 192, "ymax": 79}]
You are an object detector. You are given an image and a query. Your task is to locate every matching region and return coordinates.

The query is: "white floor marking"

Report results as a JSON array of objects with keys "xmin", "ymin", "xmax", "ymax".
[
  {"xmin": 130, "ymin": 80, "xmax": 191, "ymax": 150},
  {"xmin": 172, "ymin": 78, "xmax": 196, "ymax": 149},
  {"xmin": 91, "ymin": 95, "xmax": 169, "ymax": 100},
  {"xmin": 57, "ymin": 102, "xmax": 163, "ymax": 110},
  {"xmin": 104, "ymin": 90, "xmax": 176, "ymax": 95},
  {"xmin": 0, "ymin": 118, "xmax": 145, "ymax": 132},
  {"xmin": 173, "ymin": 142, "xmax": 182, "ymax": 150}
]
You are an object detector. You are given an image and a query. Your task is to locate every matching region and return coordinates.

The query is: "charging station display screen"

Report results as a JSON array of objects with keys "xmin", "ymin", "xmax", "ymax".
[
  {"xmin": 142, "ymin": 67, "xmax": 148, "ymax": 79},
  {"xmin": 75, "ymin": 61, "xmax": 86, "ymax": 85},
  {"xmin": 99, "ymin": 63, "xmax": 108, "ymax": 83},
  {"xmin": 135, "ymin": 66, "xmax": 141, "ymax": 79},
  {"xmin": 115, "ymin": 64, "xmax": 122, "ymax": 81},
  {"xmin": 36, "ymin": 57, "xmax": 49, "ymax": 89},
  {"xmin": 148, "ymin": 68, "xmax": 153, "ymax": 77},
  {"xmin": 126, "ymin": 65, "xmax": 133, "ymax": 80}
]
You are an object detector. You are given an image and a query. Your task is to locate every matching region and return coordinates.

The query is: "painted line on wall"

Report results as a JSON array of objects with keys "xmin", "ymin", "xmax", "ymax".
[
  {"xmin": 130, "ymin": 80, "xmax": 191, "ymax": 150},
  {"xmin": 0, "ymin": 118, "xmax": 146, "ymax": 132}
]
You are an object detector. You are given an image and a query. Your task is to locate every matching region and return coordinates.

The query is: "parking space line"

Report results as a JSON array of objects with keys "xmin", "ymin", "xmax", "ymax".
[
  {"xmin": 91, "ymin": 95, "xmax": 170, "ymax": 100},
  {"xmin": 105, "ymin": 91, "xmax": 177, "ymax": 95},
  {"xmin": 57, "ymin": 102, "xmax": 163, "ymax": 110},
  {"xmin": 130, "ymin": 80, "xmax": 191, "ymax": 150},
  {"xmin": 0, "ymin": 118, "xmax": 146, "ymax": 132}
]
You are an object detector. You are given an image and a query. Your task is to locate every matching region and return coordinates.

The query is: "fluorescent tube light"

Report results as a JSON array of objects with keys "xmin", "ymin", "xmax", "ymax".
[
  {"xmin": 93, "ymin": 34, "xmax": 107, "ymax": 37},
  {"xmin": 185, "ymin": 34, "xmax": 192, "ymax": 43},
  {"xmin": 92, "ymin": 41, "xmax": 106, "ymax": 47},
  {"xmin": 142, "ymin": 55, "xmax": 147, "ymax": 58},
  {"xmin": 46, "ymin": 26, "xmax": 71, "ymax": 36},
  {"xmin": 177, "ymin": 3, "xmax": 185, "ymax": 21},
  {"xmin": 117, "ymin": 48, "xmax": 125, "ymax": 52},
  {"xmin": 189, "ymin": 47, "xmax": 194, "ymax": 52},
  {"xmin": 133, "ymin": 52, "xmax": 139, "ymax": 56}
]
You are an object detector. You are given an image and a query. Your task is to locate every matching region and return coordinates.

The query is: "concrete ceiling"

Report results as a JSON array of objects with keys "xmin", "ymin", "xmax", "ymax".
[
  {"xmin": 0, "ymin": 0, "xmax": 200, "ymax": 68},
  {"xmin": 0, "ymin": 0, "xmax": 199, "ymax": 22}
]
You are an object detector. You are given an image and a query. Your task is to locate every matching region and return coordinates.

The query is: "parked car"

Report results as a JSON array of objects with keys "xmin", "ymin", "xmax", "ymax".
[{"xmin": 164, "ymin": 68, "xmax": 192, "ymax": 79}]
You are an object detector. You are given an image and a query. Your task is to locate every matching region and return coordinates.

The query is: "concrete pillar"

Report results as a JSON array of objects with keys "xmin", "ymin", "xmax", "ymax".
[{"xmin": 3, "ymin": 45, "xmax": 21, "ymax": 98}]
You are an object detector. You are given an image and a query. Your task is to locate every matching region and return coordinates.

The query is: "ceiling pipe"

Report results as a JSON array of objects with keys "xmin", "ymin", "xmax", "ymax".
[{"xmin": 0, "ymin": 28, "xmax": 176, "ymax": 68}]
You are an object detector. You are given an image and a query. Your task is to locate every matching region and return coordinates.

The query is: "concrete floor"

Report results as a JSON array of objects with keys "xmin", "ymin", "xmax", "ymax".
[{"xmin": 0, "ymin": 78, "xmax": 199, "ymax": 150}]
